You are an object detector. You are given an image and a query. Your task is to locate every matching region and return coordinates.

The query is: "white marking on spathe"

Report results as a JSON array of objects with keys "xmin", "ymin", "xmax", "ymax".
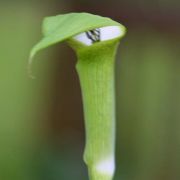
[
  {"xmin": 95, "ymin": 157, "xmax": 115, "ymax": 176},
  {"xmin": 73, "ymin": 26, "xmax": 124, "ymax": 46},
  {"xmin": 100, "ymin": 26, "xmax": 123, "ymax": 41},
  {"xmin": 74, "ymin": 32, "xmax": 92, "ymax": 45}
]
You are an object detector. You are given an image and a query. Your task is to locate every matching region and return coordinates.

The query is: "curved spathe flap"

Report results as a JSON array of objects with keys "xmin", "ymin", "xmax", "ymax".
[{"xmin": 29, "ymin": 12, "xmax": 126, "ymax": 61}]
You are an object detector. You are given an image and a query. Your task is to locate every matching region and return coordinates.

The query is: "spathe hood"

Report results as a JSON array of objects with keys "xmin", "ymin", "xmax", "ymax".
[{"xmin": 29, "ymin": 12, "xmax": 126, "ymax": 60}]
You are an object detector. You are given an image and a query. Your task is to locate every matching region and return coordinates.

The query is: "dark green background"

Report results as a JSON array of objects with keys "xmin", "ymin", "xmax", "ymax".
[{"xmin": 0, "ymin": 0, "xmax": 180, "ymax": 179}]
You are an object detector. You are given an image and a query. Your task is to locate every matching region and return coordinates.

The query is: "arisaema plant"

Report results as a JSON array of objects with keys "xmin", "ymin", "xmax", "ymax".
[{"xmin": 29, "ymin": 12, "xmax": 126, "ymax": 180}]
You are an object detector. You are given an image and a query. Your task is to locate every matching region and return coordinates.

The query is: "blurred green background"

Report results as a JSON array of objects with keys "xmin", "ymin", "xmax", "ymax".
[{"xmin": 0, "ymin": 0, "xmax": 180, "ymax": 179}]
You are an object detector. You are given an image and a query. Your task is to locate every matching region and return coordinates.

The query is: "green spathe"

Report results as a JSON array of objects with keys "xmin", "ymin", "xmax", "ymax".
[
  {"xmin": 29, "ymin": 12, "xmax": 126, "ymax": 180},
  {"xmin": 75, "ymin": 39, "xmax": 119, "ymax": 180}
]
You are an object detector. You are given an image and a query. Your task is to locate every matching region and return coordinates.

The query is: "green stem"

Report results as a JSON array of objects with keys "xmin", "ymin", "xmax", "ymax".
[{"xmin": 75, "ymin": 39, "xmax": 119, "ymax": 180}]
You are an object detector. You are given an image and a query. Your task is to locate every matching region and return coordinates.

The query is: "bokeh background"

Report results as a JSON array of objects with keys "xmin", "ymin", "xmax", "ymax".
[{"xmin": 0, "ymin": 0, "xmax": 180, "ymax": 179}]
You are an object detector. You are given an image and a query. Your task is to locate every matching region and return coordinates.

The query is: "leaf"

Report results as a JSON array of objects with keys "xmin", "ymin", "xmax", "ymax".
[{"xmin": 29, "ymin": 12, "xmax": 126, "ymax": 61}]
